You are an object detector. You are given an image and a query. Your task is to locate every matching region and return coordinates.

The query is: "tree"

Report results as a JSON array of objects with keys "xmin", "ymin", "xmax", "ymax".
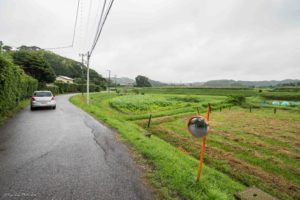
[
  {"xmin": 12, "ymin": 50, "xmax": 56, "ymax": 83},
  {"xmin": 135, "ymin": 75, "xmax": 152, "ymax": 87},
  {"xmin": 3, "ymin": 45, "xmax": 12, "ymax": 52},
  {"xmin": 0, "ymin": 41, "xmax": 3, "ymax": 53},
  {"xmin": 18, "ymin": 45, "xmax": 41, "ymax": 51}
]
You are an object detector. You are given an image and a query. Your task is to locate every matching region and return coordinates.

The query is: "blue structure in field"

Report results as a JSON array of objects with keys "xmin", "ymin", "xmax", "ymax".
[{"xmin": 281, "ymin": 101, "xmax": 290, "ymax": 106}]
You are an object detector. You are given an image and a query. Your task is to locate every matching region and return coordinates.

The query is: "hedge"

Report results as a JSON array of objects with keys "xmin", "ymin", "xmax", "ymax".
[
  {"xmin": 0, "ymin": 54, "xmax": 38, "ymax": 117},
  {"xmin": 54, "ymin": 82, "xmax": 101, "ymax": 94}
]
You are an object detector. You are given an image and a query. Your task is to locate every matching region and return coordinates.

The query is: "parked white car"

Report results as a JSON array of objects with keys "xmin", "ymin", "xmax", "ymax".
[{"xmin": 31, "ymin": 91, "xmax": 56, "ymax": 110}]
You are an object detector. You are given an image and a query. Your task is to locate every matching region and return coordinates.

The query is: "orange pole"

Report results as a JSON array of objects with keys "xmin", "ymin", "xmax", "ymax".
[
  {"xmin": 196, "ymin": 136, "xmax": 206, "ymax": 182},
  {"xmin": 196, "ymin": 104, "xmax": 210, "ymax": 182},
  {"xmin": 205, "ymin": 103, "xmax": 210, "ymax": 121}
]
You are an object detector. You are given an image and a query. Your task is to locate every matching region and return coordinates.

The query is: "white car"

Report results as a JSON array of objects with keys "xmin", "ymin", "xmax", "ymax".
[{"xmin": 31, "ymin": 91, "xmax": 56, "ymax": 110}]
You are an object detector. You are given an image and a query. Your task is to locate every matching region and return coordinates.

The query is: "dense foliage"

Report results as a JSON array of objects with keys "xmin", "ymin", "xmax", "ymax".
[
  {"xmin": 0, "ymin": 54, "xmax": 38, "ymax": 117},
  {"xmin": 1, "ymin": 42, "xmax": 106, "ymax": 89},
  {"xmin": 226, "ymin": 95, "xmax": 246, "ymax": 105},
  {"xmin": 54, "ymin": 82, "xmax": 100, "ymax": 94},
  {"xmin": 41, "ymin": 51, "xmax": 106, "ymax": 87},
  {"xmin": 261, "ymin": 92, "xmax": 300, "ymax": 101},
  {"xmin": 135, "ymin": 75, "xmax": 152, "ymax": 87},
  {"xmin": 12, "ymin": 50, "xmax": 56, "ymax": 83}
]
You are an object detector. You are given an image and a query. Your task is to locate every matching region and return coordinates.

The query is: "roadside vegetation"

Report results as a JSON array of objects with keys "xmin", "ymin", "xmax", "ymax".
[
  {"xmin": 0, "ymin": 42, "xmax": 107, "ymax": 122},
  {"xmin": 71, "ymin": 87, "xmax": 299, "ymax": 200},
  {"xmin": 0, "ymin": 54, "xmax": 37, "ymax": 123}
]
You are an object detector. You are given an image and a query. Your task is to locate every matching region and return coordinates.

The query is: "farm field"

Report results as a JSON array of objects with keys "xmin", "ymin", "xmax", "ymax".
[{"xmin": 71, "ymin": 88, "xmax": 300, "ymax": 200}]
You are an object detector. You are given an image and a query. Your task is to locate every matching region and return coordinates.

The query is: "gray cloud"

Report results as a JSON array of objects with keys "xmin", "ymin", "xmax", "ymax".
[{"xmin": 1, "ymin": 0, "xmax": 299, "ymax": 82}]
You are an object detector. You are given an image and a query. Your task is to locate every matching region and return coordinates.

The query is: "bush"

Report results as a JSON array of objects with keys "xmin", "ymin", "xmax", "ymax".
[
  {"xmin": 45, "ymin": 85, "xmax": 60, "ymax": 95},
  {"xmin": 0, "ymin": 54, "xmax": 38, "ymax": 117},
  {"xmin": 54, "ymin": 81, "xmax": 100, "ymax": 94},
  {"xmin": 226, "ymin": 95, "xmax": 246, "ymax": 105},
  {"xmin": 132, "ymin": 89, "xmax": 140, "ymax": 94}
]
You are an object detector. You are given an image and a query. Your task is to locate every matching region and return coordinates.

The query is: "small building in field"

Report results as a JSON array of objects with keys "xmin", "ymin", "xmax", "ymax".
[{"xmin": 56, "ymin": 76, "xmax": 74, "ymax": 84}]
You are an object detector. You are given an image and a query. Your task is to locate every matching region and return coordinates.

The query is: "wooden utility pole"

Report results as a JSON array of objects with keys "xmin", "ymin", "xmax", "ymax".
[
  {"xmin": 79, "ymin": 53, "xmax": 85, "ymax": 95},
  {"xmin": 114, "ymin": 74, "xmax": 117, "ymax": 90},
  {"xmin": 107, "ymin": 70, "xmax": 111, "ymax": 92},
  {"xmin": 86, "ymin": 52, "xmax": 90, "ymax": 104}
]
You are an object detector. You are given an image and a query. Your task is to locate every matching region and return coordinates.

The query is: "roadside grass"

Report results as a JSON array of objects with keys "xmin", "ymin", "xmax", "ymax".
[
  {"xmin": 148, "ymin": 108, "xmax": 300, "ymax": 200},
  {"xmin": 70, "ymin": 93, "xmax": 244, "ymax": 200},
  {"xmin": 0, "ymin": 99, "xmax": 30, "ymax": 125}
]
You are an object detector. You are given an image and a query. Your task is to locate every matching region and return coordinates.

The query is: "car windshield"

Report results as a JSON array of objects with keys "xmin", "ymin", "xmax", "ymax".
[{"xmin": 34, "ymin": 92, "xmax": 52, "ymax": 97}]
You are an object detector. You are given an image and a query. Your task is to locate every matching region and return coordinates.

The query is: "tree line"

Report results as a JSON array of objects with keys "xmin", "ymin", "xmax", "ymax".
[{"xmin": 0, "ymin": 42, "xmax": 107, "ymax": 88}]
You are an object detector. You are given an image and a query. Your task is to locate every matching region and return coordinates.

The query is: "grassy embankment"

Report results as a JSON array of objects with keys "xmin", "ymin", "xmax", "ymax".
[
  {"xmin": 0, "ymin": 99, "xmax": 30, "ymax": 125},
  {"xmin": 70, "ymin": 93, "xmax": 244, "ymax": 200}
]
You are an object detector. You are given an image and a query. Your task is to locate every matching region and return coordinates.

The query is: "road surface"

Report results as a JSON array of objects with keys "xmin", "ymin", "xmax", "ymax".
[{"xmin": 0, "ymin": 94, "xmax": 153, "ymax": 200}]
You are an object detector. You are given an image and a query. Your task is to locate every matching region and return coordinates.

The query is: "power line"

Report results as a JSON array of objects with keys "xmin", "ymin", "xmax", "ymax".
[
  {"xmin": 45, "ymin": 45, "xmax": 73, "ymax": 50},
  {"xmin": 91, "ymin": 0, "xmax": 103, "ymax": 39},
  {"xmin": 90, "ymin": 0, "xmax": 114, "ymax": 55},
  {"xmin": 45, "ymin": 0, "xmax": 81, "ymax": 50},
  {"xmin": 90, "ymin": 0, "xmax": 107, "ymax": 54},
  {"xmin": 83, "ymin": 0, "xmax": 93, "ymax": 50},
  {"xmin": 84, "ymin": 0, "xmax": 115, "ymax": 104},
  {"xmin": 71, "ymin": 0, "xmax": 81, "ymax": 47}
]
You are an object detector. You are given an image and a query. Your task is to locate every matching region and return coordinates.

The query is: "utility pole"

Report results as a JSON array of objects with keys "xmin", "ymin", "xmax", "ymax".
[
  {"xmin": 114, "ymin": 74, "xmax": 117, "ymax": 90},
  {"xmin": 79, "ymin": 53, "xmax": 85, "ymax": 95},
  {"xmin": 86, "ymin": 52, "xmax": 90, "ymax": 104},
  {"xmin": 107, "ymin": 69, "xmax": 111, "ymax": 92}
]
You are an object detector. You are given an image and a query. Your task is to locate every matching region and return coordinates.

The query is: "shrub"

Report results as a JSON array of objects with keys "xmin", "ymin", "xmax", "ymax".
[
  {"xmin": 132, "ymin": 89, "xmax": 140, "ymax": 94},
  {"xmin": 54, "ymin": 81, "xmax": 100, "ymax": 94},
  {"xmin": 226, "ymin": 95, "xmax": 246, "ymax": 105},
  {"xmin": 0, "ymin": 54, "xmax": 38, "ymax": 117}
]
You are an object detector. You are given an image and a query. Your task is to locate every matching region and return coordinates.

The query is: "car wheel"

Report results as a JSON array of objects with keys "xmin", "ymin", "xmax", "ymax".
[
  {"xmin": 31, "ymin": 106, "xmax": 34, "ymax": 111},
  {"xmin": 53, "ymin": 106, "xmax": 56, "ymax": 110}
]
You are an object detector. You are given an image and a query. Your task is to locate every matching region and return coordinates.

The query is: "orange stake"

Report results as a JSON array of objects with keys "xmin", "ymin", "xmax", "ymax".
[
  {"xmin": 196, "ymin": 136, "xmax": 207, "ymax": 182},
  {"xmin": 196, "ymin": 104, "xmax": 210, "ymax": 182}
]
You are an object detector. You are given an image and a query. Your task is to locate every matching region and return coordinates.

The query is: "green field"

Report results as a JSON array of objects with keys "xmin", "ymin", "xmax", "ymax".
[{"xmin": 70, "ymin": 88, "xmax": 300, "ymax": 200}]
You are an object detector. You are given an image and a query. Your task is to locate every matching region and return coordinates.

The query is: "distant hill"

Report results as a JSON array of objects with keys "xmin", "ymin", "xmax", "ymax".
[
  {"xmin": 117, "ymin": 77, "xmax": 300, "ymax": 87},
  {"xmin": 116, "ymin": 77, "xmax": 135, "ymax": 85},
  {"xmin": 148, "ymin": 79, "xmax": 168, "ymax": 87},
  {"xmin": 41, "ymin": 51, "xmax": 106, "ymax": 86},
  {"xmin": 201, "ymin": 79, "xmax": 300, "ymax": 87},
  {"xmin": 116, "ymin": 77, "xmax": 168, "ymax": 87}
]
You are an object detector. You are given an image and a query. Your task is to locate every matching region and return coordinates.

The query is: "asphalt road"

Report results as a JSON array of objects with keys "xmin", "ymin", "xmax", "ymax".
[{"xmin": 0, "ymin": 94, "xmax": 153, "ymax": 200}]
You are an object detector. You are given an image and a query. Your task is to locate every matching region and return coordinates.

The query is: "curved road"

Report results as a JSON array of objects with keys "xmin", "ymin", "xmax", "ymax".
[{"xmin": 0, "ymin": 94, "xmax": 153, "ymax": 200}]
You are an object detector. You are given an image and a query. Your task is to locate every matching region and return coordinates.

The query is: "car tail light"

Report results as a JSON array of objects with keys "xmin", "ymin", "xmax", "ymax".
[
  {"xmin": 31, "ymin": 97, "xmax": 35, "ymax": 101},
  {"xmin": 51, "ymin": 96, "xmax": 55, "ymax": 100}
]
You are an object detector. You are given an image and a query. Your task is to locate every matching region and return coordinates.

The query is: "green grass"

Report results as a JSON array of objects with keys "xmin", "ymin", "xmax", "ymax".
[
  {"xmin": 261, "ymin": 91, "xmax": 300, "ymax": 101},
  {"xmin": 128, "ymin": 87, "xmax": 258, "ymax": 97},
  {"xmin": 0, "ymin": 99, "xmax": 30, "ymax": 125},
  {"xmin": 109, "ymin": 94, "xmax": 227, "ymax": 115},
  {"xmin": 70, "ymin": 93, "xmax": 244, "ymax": 200},
  {"xmin": 150, "ymin": 108, "xmax": 300, "ymax": 200},
  {"xmin": 70, "ymin": 89, "xmax": 300, "ymax": 200}
]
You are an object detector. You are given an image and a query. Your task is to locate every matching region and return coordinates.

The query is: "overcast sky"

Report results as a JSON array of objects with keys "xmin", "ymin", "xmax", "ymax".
[{"xmin": 0, "ymin": 0, "xmax": 299, "ymax": 82}]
